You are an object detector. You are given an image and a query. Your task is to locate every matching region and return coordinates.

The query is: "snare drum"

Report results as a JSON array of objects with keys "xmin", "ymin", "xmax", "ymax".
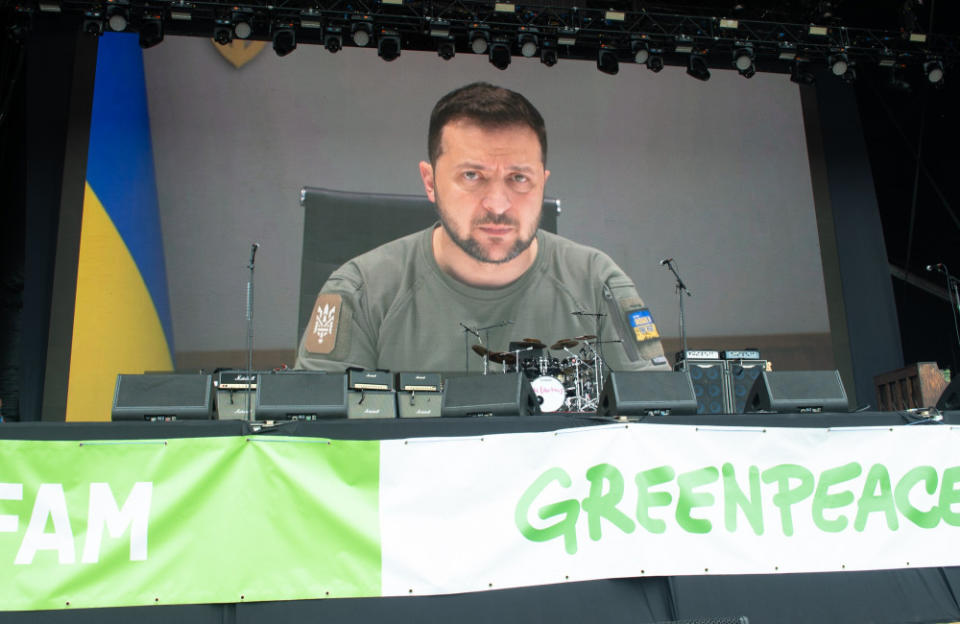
[{"xmin": 530, "ymin": 376, "xmax": 567, "ymax": 412}]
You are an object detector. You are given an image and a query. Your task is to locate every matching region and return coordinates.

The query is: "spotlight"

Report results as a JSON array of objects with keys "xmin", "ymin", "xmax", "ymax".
[
  {"xmin": 489, "ymin": 40, "xmax": 511, "ymax": 70},
  {"xmin": 732, "ymin": 45, "xmax": 754, "ymax": 78},
  {"xmin": 213, "ymin": 20, "xmax": 232, "ymax": 45},
  {"xmin": 82, "ymin": 11, "xmax": 103, "ymax": 35},
  {"xmin": 518, "ymin": 29, "xmax": 537, "ymax": 58},
  {"xmin": 674, "ymin": 34, "xmax": 693, "ymax": 54},
  {"xmin": 324, "ymin": 27, "xmax": 342, "ymax": 53},
  {"xmin": 687, "ymin": 54, "xmax": 710, "ymax": 81},
  {"xmin": 647, "ymin": 51, "xmax": 664, "ymax": 72},
  {"xmin": 437, "ymin": 40, "xmax": 455, "ymax": 60},
  {"xmin": 234, "ymin": 19, "xmax": 252, "ymax": 40},
  {"xmin": 272, "ymin": 22, "xmax": 296, "ymax": 56},
  {"xmin": 107, "ymin": 8, "xmax": 128, "ymax": 32},
  {"xmin": 470, "ymin": 29, "xmax": 488, "ymax": 54},
  {"xmin": 540, "ymin": 42, "xmax": 557, "ymax": 67},
  {"xmin": 352, "ymin": 22, "xmax": 371, "ymax": 47},
  {"xmin": 597, "ymin": 47, "xmax": 619, "ymax": 75},
  {"xmin": 139, "ymin": 14, "xmax": 164, "ymax": 48},
  {"xmin": 378, "ymin": 29, "xmax": 400, "ymax": 61},
  {"xmin": 828, "ymin": 52, "xmax": 848, "ymax": 76},
  {"xmin": 924, "ymin": 59, "xmax": 944, "ymax": 85},
  {"xmin": 632, "ymin": 40, "xmax": 649, "ymax": 64},
  {"xmin": 789, "ymin": 61, "xmax": 815, "ymax": 85}
]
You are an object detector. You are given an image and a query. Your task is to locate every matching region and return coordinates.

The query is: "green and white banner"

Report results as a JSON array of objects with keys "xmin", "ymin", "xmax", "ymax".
[{"xmin": 1, "ymin": 423, "xmax": 959, "ymax": 611}]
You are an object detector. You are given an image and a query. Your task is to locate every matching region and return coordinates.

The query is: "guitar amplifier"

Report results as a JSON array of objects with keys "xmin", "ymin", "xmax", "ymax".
[
  {"xmin": 214, "ymin": 370, "xmax": 258, "ymax": 420},
  {"xmin": 397, "ymin": 372, "xmax": 442, "ymax": 418}
]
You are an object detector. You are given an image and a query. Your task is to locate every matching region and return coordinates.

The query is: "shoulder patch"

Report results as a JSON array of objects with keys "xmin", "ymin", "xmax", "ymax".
[
  {"xmin": 306, "ymin": 293, "xmax": 342, "ymax": 354},
  {"xmin": 627, "ymin": 307, "xmax": 660, "ymax": 342}
]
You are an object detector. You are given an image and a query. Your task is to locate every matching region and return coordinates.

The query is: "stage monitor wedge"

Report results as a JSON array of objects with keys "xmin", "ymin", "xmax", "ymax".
[
  {"xmin": 745, "ymin": 370, "xmax": 849, "ymax": 413},
  {"xmin": 256, "ymin": 371, "xmax": 348, "ymax": 420},
  {"xmin": 112, "ymin": 373, "xmax": 213, "ymax": 421},
  {"xmin": 442, "ymin": 374, "xmax": 539, "ymax": 417},
  {"xmin": 597, "ymin": 371, "xmax": 698, "ymax": 417}
]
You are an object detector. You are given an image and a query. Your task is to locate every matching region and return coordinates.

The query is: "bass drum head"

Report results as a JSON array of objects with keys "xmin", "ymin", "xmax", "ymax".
[{"xmin": 530, "ymin": 376, "xmax": 566, "ymax": 412}]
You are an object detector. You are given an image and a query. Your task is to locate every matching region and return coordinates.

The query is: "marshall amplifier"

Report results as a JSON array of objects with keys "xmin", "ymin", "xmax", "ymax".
[
  {"xmin": 214, "ymin": 370, "xmax": 258, "ymax": 420},
  {"xmin": 397, "ymin": 372, "xmax": 442, "ymax": 418},
  {"xmin": 348, "ymin": 369, "xmax": 394, "ymax": 391}
]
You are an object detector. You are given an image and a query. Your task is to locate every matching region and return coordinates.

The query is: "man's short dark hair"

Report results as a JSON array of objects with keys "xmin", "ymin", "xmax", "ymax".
[{"xmin": 428, "ymin": 82, "xmax": 547, "ymax": 165}]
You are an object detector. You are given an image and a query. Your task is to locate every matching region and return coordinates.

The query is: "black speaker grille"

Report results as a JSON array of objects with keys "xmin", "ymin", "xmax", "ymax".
[
  {"xmin": 688, "ymin": 363, "xmax": 726, "ymax": 414},
  {"xmin": 256, "ymin": 372, "xmax": 347, "ymax": 419},
  {"xmin": 115, "ymin": 374, "xmax": 210, "ymax": 408}
]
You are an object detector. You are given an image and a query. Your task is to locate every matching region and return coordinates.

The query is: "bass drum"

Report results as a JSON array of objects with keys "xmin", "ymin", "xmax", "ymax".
[{"xmin": 530, "ymin": 376, "xmax": 567, "ymax": 413}]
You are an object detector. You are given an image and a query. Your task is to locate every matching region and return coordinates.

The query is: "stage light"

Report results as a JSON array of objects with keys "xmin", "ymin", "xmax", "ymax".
[
  {"xmin": 924, "ymin": 59, "xmax": 944, "ymax": 84},
  {"xmin": 597, "ymin": 47, "xmax": 619, "ymax": 75},
  {"xmin": 352, "ymin": 23, "xmax": 371, "ymax": 47},
  {"xmin": 828, "ymin": 52, "xmax": 848, "ymax": 76},
  {"xmin": 841, "ymin": 67, "xmax": 856, "ymax": 83},
  {"xmin": 674, "ymin": 34, "xmax": 693, "ymax": 54},
  {"xmin": 437, "ymin": 40, "xmax": 455, "ymax": 60},
  {"xmin": 878, "ymin": 49, "xmax": 896, "ymax": 67},
  {"xmin": 139, "ymin": 14, "xmax": 164, "ymax": 48},
  {"xmin": 470, "ymin": 29, "xmax": 488, "ymax": 54},
  {"xmin": 789, "ymin": 61, "xmax": 815, "ymax": 85},
  {"xmin": 82, "ymin": 11, "xmax": 103, "ymax": 35},
  {"xmin": 213, "ymin": 20, "xmax": 232, "ymax": 45},
  {"xmin": 378, "ymin": 29, "xmax": 400, "ymax": 61},
  {"xmin": 557, "ymin": 29, "xmax": 576, "ymax": 46},
  {"xmin": 37, "ymin": 2, "xmax": 61, "ymax": 12},
  {"xmin": 489, "ymin": 41, "xmax": 510, "ymax": 70},
  {"xmin": 687, "ymin": 54, "xmax": 710, "ymax": 81},
  {"xmin": 778, "ymin": 43, "xmax": 797, "ymax": 61},
  {"xmin": 107, "ymin": 8, "xmax": 128, "ymax": 32},
  {"xmin": 732, "ymin": 46, "xmax": 754, "ymax": 78},
  {"xmin": 272, "ymin": 22, "xmax": 296, "ymax": 56},
  {"xmin": 632, "ymin": 40, "xmax": 649, "ymax": 64},
  {"xmin": 169, "ymin": 5, "xmax": 191, "ymax": 21},
  {"xmin": 234, "ymin": 19, "xmax": 252, "ymax": 39},
  {"xmin": 540, "ymin": 45, "xmax": 557, "ymax": 67},
  {"xmin": 519, "ymin": 31, "xmax": 537, "ymax": 58},
  {"xmin": 647, "ymin": 50, "xmax": 664, "ymax": 72},
  {"xmin": 324, "ymin": 27, "xmax": 342, "ymax": 52}
]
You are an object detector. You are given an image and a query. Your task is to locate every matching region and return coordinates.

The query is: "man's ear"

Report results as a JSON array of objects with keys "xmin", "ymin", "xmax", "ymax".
[{"xmin": 419, "ymin": 161, "xmax": 436, "ymax": 203}]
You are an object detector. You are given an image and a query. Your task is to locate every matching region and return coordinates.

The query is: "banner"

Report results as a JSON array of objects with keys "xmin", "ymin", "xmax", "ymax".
[
  {"xmin": 0, "ymin": 424, "xmax": 959, "ymax": 611},
  {"xmin": 0, "ymin": 436, "xmax": 380, "ymax": 611},
  {"xmin": 379, "ymin": 423, "xmax": 960, "ymax": 595}
]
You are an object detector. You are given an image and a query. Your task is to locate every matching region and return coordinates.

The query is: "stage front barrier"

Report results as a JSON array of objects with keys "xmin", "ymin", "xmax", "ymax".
[{"xmin": 0, "ymin": 415, "xmax": 959, "ymax": 616}]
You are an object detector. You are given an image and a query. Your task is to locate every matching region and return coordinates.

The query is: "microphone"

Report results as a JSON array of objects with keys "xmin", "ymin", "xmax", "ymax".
[
  {"xmin": 659, "ymin": 258, "xmax": 673, "ymax": 266},
  {"xmin": 249, "ymin": 243, "xmax": 260, "ymax": 266}
]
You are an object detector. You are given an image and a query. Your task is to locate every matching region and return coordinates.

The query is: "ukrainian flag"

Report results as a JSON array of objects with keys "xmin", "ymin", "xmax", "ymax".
[{"xmin": 66, "ymin": 33, "xmax": 174, "ymax": 421}]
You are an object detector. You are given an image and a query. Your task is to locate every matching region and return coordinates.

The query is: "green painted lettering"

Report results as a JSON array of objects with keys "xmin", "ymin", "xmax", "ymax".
[
  {"xmin": 762, "ymin": 464, "xmax": 814, "ymax": 536},
  {"xmin": 635, "ymin": 466, "xmax": 675, "ymax": 534},
  {"xmin": 894, "ymin": 466, "xmax": 941, "ymax": 529},
  {"xmin": 939, "ymin": 466, "xmax": 960, "ymax": 527},
  {"xmin": 722, "ymin": 463, "xmax": 763, "ymax": 535},
  {"xmin": 582, "ymin": 463, "xmax": 635, "ymax": 540},
  {"xmin": 854, "ymin": 464, "xmax": 898, "ymax": 531},
  {"xmin": 676, "ymin": 467, "xmax": 718, "ymax": 534},
  {"xmin": 812, "ymin": 462, "xmax": 861, "ymax": 533},
  {"xmin": 515, "ymin": 468, "xmax": 581, "ymax": 554}
]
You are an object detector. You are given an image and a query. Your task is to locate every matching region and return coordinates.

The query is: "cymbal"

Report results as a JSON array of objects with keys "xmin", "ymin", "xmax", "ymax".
[
  {"xmin": 489, "ymin": 351, "xmax": 517, "ymax": 365},
  {"xmin": 574, "ymin": 334, "xmax": 597, "ymax": 341},
  {"xmin": 517, "ymin": 338, "xmax": 546, "ymax": 348},
  {"xmin": 551, "ymin": 339, "xmax": 578, "ymax": 350},
  {"xmin": 471, "ymin": 344, "xmax": 490, "ymax": 357}
]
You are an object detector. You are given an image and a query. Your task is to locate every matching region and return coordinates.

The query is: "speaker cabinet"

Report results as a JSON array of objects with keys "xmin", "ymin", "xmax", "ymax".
[
  {"xmin": 442, "ymin": 374, "xmax": 539, "ymax": 417},
  {"xmin": 347, "ymin": 391, "xmax": 397, "ymax": 419},
  {"xmin": 112, "ymin": 374, "xmax": 213, "ymax": 421},
  {"xmin": 745, "ymin": 370, "xmax": 849, "ymax": 413},
  {"xmin": 681, "ymin": 361, "xmax": 729, "ymax": 414},
  {"xmin": 255, "ymin": 371, "xmax": 347, "ymax": 420},
  {"xmin": 398, "ymin": 391, "xmax": 442, "ymax": 418},
  {"xmin": 597, "ymin": 371, "xmax": 698, "ymax": 417},
  {"xmin": 727, "ymin": 360, "xmax": 767, "ymax": 414}
]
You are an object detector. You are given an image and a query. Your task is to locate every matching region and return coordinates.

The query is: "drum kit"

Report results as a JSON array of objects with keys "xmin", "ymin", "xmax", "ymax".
[{"xmin": 473, "ymin": 335, "xmax": 611, "ymax": 413}]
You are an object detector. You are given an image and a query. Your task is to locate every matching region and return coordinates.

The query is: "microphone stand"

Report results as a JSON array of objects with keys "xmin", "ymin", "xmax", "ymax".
[
  {"xmin": 477, "ymin": 320, "xmax": 514, "ymax": 375},
  {"xmin": 459, "ymin": 322, "xmax": 481, "ymax": 374},
  {"xmin": 245, "ymin": 243, "xmax": 259, "ymax": 421},
  {"xmin": 935, "ymin": 265, "xmax": 960, "ymax": 352},
  {"xmin": 662, "ymin": 259, "xmax": 692, "ymax": 361}
]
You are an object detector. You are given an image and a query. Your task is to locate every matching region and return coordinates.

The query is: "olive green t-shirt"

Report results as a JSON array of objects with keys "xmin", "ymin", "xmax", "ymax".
[{"xmin": 296, "ymin": 226, "xmax": 668, "ymax": 373}]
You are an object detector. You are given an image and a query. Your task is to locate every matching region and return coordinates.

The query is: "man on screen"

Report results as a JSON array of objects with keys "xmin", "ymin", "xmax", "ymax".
[{"xmin": 295, "ymin": 82, "xmax": 668, "ymax": 374}]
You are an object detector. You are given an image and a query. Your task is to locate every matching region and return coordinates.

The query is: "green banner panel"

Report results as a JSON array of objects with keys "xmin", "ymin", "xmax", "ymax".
[{"xmin": 0, "ymin": 436, "xmax": 380, "ymax": 611}]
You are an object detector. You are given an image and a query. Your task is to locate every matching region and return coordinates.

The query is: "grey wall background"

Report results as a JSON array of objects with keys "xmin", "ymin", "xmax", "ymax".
[{"xmin": 141, "ymin": 37, "xmax": 828, "ymax": 362}]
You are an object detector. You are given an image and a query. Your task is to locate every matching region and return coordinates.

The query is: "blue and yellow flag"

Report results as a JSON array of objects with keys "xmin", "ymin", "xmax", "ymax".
[{"xmin": 67, "ymin": 33, "xmax": 174, "ymax": 421}]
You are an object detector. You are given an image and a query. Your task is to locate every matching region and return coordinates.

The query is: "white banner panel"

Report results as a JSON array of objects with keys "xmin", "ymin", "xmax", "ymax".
[{"xmin": 379, "ymin": 423, "xmax": 960, "ymax": 597}]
